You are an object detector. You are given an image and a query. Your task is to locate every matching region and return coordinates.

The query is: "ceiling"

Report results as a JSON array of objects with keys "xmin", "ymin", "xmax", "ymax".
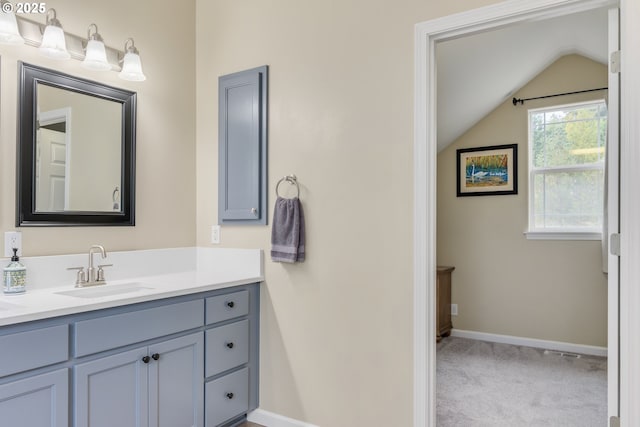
[{"xmin": 436, "ymin": 8, "xmax": 609, "ymax": 151}]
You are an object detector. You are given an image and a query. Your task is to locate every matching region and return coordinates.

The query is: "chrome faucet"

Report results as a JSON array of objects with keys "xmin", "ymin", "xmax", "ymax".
[
  {"xmin": 88, "ymin": 245, "xmax": 107, "ymax": 283},
  {"xmin": 67, "ymin": 245, "xmax": 113, "ymax": 287}
]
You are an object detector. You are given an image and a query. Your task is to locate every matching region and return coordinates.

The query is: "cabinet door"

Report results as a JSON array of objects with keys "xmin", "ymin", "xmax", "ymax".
[
  {"xmin": 0, "ymin": 368, "xmax": 68, "ymax": 427},
  {"xmin": 218, "ymin": 66, "xmax": 268, "ymax": 225},
  {"xmin": 148, "ymin": 332, "xmax": 204, "ymax": 427},
  {"xmin": 74, "ymin": 347, "xmax": 149, "ymax": 427}
]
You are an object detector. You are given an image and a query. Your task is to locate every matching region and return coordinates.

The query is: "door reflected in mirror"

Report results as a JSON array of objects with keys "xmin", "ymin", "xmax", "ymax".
[{"xmin": 36, "ymin": 84, "xmax": 122, "ymax": 213}]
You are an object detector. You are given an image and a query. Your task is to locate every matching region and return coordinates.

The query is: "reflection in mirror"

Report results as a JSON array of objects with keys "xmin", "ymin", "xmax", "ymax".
[
  {"xmin": 36, "ymin": 84, "xmax": 122, "ymax": 212},
  {"xmin": 18, "ymin": 62, "xmax": 136, "ymax": 226}
]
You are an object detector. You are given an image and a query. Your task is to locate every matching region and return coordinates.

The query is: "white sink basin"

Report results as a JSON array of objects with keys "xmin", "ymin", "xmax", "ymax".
[{"xmin": 56, "ymin": 282, "xmax": 153, "ymax": 299}]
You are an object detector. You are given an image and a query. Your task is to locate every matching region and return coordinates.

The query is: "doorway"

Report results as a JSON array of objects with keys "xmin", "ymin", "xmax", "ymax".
[{"xmin": 412, "ymin": 0, "xmax": 627, "ymax": 425}]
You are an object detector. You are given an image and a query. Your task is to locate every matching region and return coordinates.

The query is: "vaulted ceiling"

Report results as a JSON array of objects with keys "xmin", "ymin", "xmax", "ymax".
[{"xmin": 436, "ymin": 8, "xmax": 609, "ymax": 151}]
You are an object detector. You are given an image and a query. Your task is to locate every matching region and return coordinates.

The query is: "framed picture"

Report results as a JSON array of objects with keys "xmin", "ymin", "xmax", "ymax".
[{"xmin": 456, "ymin": 144, "xmax": 518, "ymax": 197}]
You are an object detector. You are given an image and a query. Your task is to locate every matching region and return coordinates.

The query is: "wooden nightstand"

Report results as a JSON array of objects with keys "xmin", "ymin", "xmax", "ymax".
[{"xmin": 436, "ymin": 266, "xmax": 455, "ymax": 342}]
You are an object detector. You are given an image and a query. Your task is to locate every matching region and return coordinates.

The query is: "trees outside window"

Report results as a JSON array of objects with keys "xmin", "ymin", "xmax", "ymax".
[{"xmin": 528, "ymin": 100, "xmax": 607, "ymax": 235}]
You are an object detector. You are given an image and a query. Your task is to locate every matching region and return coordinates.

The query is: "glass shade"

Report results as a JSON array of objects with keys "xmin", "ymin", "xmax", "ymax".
[
  {"xmin": 39, "ymin": 25, "xmax": 70, "ymax": 60},
  {"xmin": 0, "ymin": 8, "xmax": 24, "ymax": 45},
  {"xmin": 81, "ymin": 39, "xmax": 111, "ymax": 70},
  {"xmin": 118, "ymin": 51, "xmax": 146, "ymax": 81}
]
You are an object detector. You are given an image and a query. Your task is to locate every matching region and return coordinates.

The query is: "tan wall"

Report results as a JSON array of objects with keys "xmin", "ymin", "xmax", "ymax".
[
  {"xmin": 437, "ymin": 54, "xmax": 608, "ymax": 347},
  {"xmin": 0, "ymin": 0, "xmax": 196, "ymax": 255},
  {"xmin": 195, "ymin": 0, "xmax": 499, "ymax": 426}
]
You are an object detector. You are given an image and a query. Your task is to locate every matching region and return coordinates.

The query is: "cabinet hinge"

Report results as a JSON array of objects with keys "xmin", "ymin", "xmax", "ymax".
[
  {"xmin": 611, "ymin": 50, "xmax": 621, "ymax": 73},
  {"xmin": 610, "ymin": 415, "xmax": 620, "ymax": 427},
  {"xmin": 610, "ymin": 233, "xmax": 621, "ymax": 256}
]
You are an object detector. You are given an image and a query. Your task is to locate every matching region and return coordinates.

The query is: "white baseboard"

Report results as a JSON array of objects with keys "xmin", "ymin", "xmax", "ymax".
[
  {"xmin": 247, "ymin": 409, "xmax": 319, "ymax": 427},
  {"xmin": 450, "ymin": 329, "xmax": 607, "ymax": 357}
]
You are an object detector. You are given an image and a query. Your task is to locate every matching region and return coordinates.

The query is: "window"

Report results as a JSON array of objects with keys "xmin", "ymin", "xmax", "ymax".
[{"xmin": 527, "ymin": 100, "xmax": 607, "ymax": 239}]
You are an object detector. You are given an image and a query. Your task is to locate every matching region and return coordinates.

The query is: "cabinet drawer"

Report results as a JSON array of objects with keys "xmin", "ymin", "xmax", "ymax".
[
  {"xmin": 206, "ymin": 291, "xmax": 248, "ymax": 325},
  {"xmin": 0, "ymin": 325, "xmax": 68, "ymax": 377},
  {"xmin": 206, "ymin": 320, "xmax": 249, "ymax": 377},
  {"xmin": 74, "ymin": 299, "xmax": 204, "ymax": 357},
  {"xmin": 205, "ymin": 368, "xmax": 249, "ymax": 427}
]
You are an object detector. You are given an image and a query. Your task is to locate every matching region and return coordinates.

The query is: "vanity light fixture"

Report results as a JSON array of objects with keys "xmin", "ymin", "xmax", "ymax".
[
  {"xmin": 0, "ymin": 1, "xmax": 25, "ymax": 45},
  {"xmin": 118, "ymin": 38, "xmax": 146, "ymax": 81},
  {"xmin": 38, "ymin": 8, "xmax": 70, "ymax": 60},
  {"xmin": 8, "ymin": 11, "xmax": 145, "ymax": 81},
  {"xmin": 81, "ymin": 24, "xmax": 110, "ymax": 71}
]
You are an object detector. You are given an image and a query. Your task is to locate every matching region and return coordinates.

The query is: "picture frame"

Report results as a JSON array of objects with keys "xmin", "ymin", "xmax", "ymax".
[{"xmin": 456, "ymin": 144, "xmax": 518, "ymax": 197}]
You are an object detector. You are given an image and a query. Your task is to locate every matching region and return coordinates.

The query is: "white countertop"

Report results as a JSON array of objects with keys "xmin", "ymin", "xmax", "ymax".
[{"xmin": 0, "ymin": 247, "xmax": 263, "ymax": 327}]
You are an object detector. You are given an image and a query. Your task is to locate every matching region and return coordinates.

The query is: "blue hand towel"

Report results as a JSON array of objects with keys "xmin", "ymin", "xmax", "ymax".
[{"xmin": 271, "ymin": 197, "xmax": 305, "ymax": 263}]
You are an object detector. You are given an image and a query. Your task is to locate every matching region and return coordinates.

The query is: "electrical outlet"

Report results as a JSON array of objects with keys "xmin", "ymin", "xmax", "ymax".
[
  {"xmin": 211, "ymin": 225, "xmax": 221, "ymax": 244},
  {"xmin": 451, "ymin": 304, "xmax": 458, "ymax": 316},
  {"xmin": 4, "ymin": 231, "xmax": 23, "ymax": 257}
]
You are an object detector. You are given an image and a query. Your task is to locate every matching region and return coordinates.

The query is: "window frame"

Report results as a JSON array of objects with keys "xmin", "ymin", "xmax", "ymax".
[{"xmin": 525, "ymin": 99, "xmax": 607, "ymax": 241}]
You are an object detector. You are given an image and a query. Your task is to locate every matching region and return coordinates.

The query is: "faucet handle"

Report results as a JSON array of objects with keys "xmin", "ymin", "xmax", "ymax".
[
  {"xmin": 96, "ymin": 264, "xmax": 113, "ymax": 282},
  {"xmin": 67, "ymin": 267, "xmax": 87, "ymax": 286}
]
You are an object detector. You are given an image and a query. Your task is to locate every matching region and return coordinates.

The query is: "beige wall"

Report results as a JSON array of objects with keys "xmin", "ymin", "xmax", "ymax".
[
  {"xmin": 437, "ymin": 54, "xmax": 608, "ymax": 347},
  {"xmin": 195, "ymin": 0, "xmax": 499, "ymax": 426},
  {"xmin": 0, "ymin": 0, "xmax": 196, "ymax": 255}
]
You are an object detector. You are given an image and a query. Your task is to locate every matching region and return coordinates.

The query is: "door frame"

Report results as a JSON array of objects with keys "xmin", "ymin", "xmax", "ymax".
[{"xmin": 412, "ymin": 0, "xmax": 640, "ymax": 425}]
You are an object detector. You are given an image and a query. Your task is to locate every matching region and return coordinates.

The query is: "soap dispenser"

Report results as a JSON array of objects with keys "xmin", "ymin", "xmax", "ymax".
[{"xmin": 3, "ymin": 248, "xmax": 26, "ymax": 294}]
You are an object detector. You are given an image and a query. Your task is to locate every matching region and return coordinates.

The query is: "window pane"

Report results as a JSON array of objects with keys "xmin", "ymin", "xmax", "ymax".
[
  {"xmin": 533, "ymin": 169, "xmax": 604, "ymax": 229},
  {"xmin": 531, "ymin": 102, "xmax": 607, "ymax": 168}
]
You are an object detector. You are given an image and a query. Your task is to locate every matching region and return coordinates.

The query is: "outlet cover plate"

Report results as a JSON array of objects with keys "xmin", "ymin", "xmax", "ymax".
[
  {"xmin": 4, "ymin": 232, "xmax": 22, "ymax": 257},
  {"xmin": 211, "ymin": 225, "xmax": 221, "ymax": 244}
]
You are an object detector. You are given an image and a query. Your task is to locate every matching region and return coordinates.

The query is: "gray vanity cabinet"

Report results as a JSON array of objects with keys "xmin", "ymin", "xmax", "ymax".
[
  {"xmin": 0, "ymin": 369, "xmax": 68, "ymax": 427},
  {"xmin": 0, "ymin": 282, "xmax": 259, "ymax": 427},
  {"xmin": 218, "ymin": 66, "xmax": 268, "ymax": 225},
  {"xmin": 74, "ymin": 333, "xmax": 204, "ymax": 427}
]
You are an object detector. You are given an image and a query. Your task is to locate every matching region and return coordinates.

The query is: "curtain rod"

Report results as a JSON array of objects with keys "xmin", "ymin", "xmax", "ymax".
[{"xmin": 512, "ymin": 87, "xmax": 608, "ymax": 106}]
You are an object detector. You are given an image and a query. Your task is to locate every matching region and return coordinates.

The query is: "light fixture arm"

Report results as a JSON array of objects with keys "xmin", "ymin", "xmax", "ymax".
[
  {"xmin": 123, "ymin": 38, "xmax": 139, "ymax": 55},
  {"xmin": 87, "ymin": 23, "xmax": 103, "ymax": 42},
  {"xmin": 45, "ymin": 8, "xmax": 62, "ymax": 28}
]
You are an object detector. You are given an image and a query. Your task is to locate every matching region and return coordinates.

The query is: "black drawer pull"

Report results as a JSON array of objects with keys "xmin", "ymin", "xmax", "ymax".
[
  {"xmin": 226, "ymin": 301, "xmax": 235, "ymax": 308},
  {"xmin": 142, "ymin": 356, "xmax": 150, "ymax": 364},
  {"xmin": 226, "ymin": 392, "xmax": 234, "ymax": 399},
  {"xmin": 226, "ymin": 342, "xmax": 234, "ymax": 349},
  {"xmin": 151, "ymin": 353, "xmax": 160, "ymax": 361}
]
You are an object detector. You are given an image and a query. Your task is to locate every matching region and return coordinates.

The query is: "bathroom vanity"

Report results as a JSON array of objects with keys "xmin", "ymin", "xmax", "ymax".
[{"xmin": 0, "ymin": 247, "xmax": 262, "ymax": 427}]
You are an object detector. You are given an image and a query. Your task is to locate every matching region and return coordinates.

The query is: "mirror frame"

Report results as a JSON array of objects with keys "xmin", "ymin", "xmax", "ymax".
[{"xmin": 17, "ymin": 62, "xmax": 136, "ymax": 226}]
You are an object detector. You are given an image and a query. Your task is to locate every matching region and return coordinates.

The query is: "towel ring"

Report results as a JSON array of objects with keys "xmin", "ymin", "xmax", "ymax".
[{"xmin": 276, "ymin": 175, "xmax": 300, "ymax": 198}]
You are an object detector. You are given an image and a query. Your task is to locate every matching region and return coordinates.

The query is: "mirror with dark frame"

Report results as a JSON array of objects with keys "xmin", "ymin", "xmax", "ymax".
[{"xmin": 17, "ymin": 62, "xmax": 136, "ymax": 226}]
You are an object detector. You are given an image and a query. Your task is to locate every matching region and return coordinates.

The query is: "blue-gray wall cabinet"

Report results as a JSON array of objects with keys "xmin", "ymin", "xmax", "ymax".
[{"xmin": 218, "ymin": 66, "xmax": 268, "ymax": 225}]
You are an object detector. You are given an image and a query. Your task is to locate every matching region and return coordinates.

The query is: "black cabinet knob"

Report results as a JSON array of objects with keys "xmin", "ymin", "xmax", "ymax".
[
  {"xmin": 142, "ymin": 356, "xmax": 150, "ymax": 364},
  {"xmin": 226, "ymin": 301, "xmax": 235, "ymax": 308},
  {"xmin": 226, "ymin": 392, "xmax": 234, "ymax": 399},
  {"xmin": 226, "ymin": 342, "xmax": 234, "ymax": 349},
  {"xmin": 151, "ymin": 353, "xmax": 160, "ymax": 361}
]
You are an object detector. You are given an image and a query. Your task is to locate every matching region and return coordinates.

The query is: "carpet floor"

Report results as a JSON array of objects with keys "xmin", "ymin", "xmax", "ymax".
[{"xmin": 436, "ymin": 337, "xmax": 607, "ymax": 426}]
